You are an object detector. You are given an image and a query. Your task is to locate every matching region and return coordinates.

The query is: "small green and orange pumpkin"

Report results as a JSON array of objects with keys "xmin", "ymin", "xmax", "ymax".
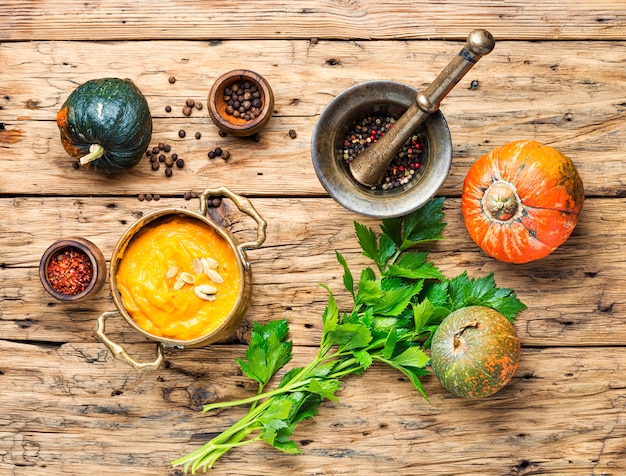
[
  {"xmin": 462, "ymin": 140, "xmax": 584, "ymax": 264},
  {"xmin": 57, "ymin": 78, "xmax": 152, "ymax": 174},
  {"xmin": 430, "ymin": 306, "xmax": 521, "ymax": 398}
]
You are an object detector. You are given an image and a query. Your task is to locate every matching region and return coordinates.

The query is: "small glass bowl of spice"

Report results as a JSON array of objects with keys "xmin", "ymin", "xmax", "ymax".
[
  {"xmin": 39, "ymin": 238, "xmax": 106, "ymax": 303},
  {"xmin": 208, "ymin": 70, "xmax": 274, "ymax": 137}
]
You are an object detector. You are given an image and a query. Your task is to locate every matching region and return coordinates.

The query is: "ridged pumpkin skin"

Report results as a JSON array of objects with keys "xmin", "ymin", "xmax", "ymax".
[
  {"xmin": 462, "ymin": 140, "xmax": 584, "ymax": 264},
  {"xmin": 430, "ymin": 306, "xmax": 520, "ymax": 398},
  {"xmin": 57, "ymin": 78, "xmax": 152, "ymax": 174}
]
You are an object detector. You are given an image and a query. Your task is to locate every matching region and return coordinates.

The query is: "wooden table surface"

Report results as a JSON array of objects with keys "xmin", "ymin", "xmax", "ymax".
[{"xmin": 2, "ymin": 2, "xmax": 626, "ymax": 475}]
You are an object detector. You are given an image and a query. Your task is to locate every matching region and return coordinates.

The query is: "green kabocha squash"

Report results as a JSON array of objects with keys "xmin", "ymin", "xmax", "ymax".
[
  {"xmin": 430, "ymin": 306, "xmax": 521, "ymax": 398},
  {"xmin": 57, "ymin": 78, "xmax": 152, "ymax": 173}
]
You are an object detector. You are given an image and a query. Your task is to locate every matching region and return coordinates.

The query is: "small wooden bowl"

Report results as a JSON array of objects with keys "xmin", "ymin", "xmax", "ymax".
[
  {"xmin": 208, "ymin": 70, "xmax": 274, "ymax": 137},
  {"xmin": 39, "ymin": 237, "xmax": 106, "ymax": 303}
]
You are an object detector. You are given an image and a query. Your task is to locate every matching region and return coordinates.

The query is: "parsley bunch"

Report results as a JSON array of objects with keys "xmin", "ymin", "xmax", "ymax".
[{"xmin": 172, "ymin": 198, "xmax": 525, "ymax": 473}]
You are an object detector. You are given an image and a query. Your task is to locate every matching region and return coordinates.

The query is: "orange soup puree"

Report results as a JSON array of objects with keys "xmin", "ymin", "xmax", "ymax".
[{"xmin": 116, "ymin": 216, "xmax": 241, "ymax": 341}]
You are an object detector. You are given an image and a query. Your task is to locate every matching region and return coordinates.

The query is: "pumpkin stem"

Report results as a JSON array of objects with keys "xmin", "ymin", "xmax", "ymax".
[
  {"xmin": 452, "ymin": 319, "xmax": 479, "ymax": 350},
  {"xmin": 482, "ymin": 181, "xmax": 521, "ymax": 222},
  {"xmin": 79, "ymin": 144, "xmax": 105, "ymax": 166}
]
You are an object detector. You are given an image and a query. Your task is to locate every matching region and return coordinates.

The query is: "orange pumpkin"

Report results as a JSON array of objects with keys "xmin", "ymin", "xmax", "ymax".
[{"xmin": 462, "ymin": 140, "xmax": 584, "ymax": 264}]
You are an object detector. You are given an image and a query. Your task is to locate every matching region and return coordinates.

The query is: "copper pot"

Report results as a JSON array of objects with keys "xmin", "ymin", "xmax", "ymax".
[{"xmin": 95, "ymin": 186, "xmax": 266, "ymax": 371}]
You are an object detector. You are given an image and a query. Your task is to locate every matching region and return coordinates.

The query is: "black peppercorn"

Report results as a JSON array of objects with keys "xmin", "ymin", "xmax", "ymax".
[
  {"xmin": 151, "ymin": 161, "xmax": 160, "ymax": 171},
  {"xmin": 164, "ymin": 144, "xmax": 171, "ymax": 153},
  {"xmin": 158, "ymin": 154, "xmax": 165, "ymax": 162},
  {"xmin": 289, "ymin": 129, "xmax": 297, "ymax": 139},
  {"xmin": 168, "ymin": 76, "xmax": 176, "ymax": 84},
  {"xmin": 176, "ymin": 158, "xmax": 185, "ymax": 168},
  {"xmin": 208, "ymin": 151, "xmax": 216, "ymax": 159},
  {"xmin": 214, "ymin": 147, "xmax": 222, "ymax": 156},
  {"xmin": 165, "ymin": 168, "xmax": 173, "ymax": 177},
  {"xmin": 165, "ymin": 105, "xmax": 172, "ymax": 112},
  {"xmin": 219, "ymin": 130, "xmax": 227, "ymax": 137},
  {"xmin": 152, "ymin": 146, "xmax": 159, "ymax": 155},
  {"xmin": 178, "ymin": 130, "xmax": 186, "ymax": 138},
  {"xmin": 195, "ymin": 132, "xmax": 201, "ymax": 139},
  {"xmin": 171, "ymin": 153, "xmax": 178, "ymax": 160}
]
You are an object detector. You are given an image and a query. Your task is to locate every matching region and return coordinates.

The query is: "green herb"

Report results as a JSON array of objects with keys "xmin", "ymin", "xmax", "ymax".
[{"xmin": 172, "ymin": 197, "xmax": 526, "ymax": 473}]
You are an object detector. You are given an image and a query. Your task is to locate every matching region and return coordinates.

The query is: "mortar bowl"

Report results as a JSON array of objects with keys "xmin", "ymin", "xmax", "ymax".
[{"xmin": 311, "ymin": 80, "xmax": 452, "ymax": 218}]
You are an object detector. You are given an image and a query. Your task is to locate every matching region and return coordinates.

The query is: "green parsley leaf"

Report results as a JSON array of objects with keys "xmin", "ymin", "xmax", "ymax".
[
  {"xmin": 306, "ymin": 378, "xmax": 342, "ymax": 401},
  {"xmin": 390, "ymin": 346, "xmax": 429, "ymax": 368},
  {"xmin": 370, "ymin": 280, "xmax": 424, "ymax": 317},
  {"xmin": 354, "ymin": 221, "xmax": 380, "ymax": 265},
  {"xmin": 237, "ymin": 320, "xmax": 292, "ymax": 387},
  {"xmin": 335, "ymin": 251, "xmax": 354, "ymax": 298},
  {"xmin": 353, "ymin": 348, "xmax": 374, "ymax": 370},
  {"xmin": 401, "ymin": 197, "xmax": 446, "ymax": 249},
  {"xmin": 447, "ymin": 272, "xmax": 526, "ymax": 320},
  {"xmin": 386, "ymin": 251, "xmax": 445, "ymax": 281},
  {"xmin": 328, "ymin": 322, "xmax": 373, "ymax": 351},
  {"xmin": 383, "ymin": 327, "xmax": 398, "ymax": 360}
]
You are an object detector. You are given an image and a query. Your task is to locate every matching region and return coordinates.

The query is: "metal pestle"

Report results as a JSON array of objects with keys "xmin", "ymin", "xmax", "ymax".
[{"xmin": 349, "ymin": 29, "xmax": 495, "ymax": 188}]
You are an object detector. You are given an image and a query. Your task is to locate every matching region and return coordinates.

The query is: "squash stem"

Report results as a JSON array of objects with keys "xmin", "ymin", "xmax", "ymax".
[
  {"xmin": 453, "ymin": 319, "xmax": 479, "ymax": 349},
  {"xmin": 79, "ymin": 144, "xmax": 105, "ymax": 165}
]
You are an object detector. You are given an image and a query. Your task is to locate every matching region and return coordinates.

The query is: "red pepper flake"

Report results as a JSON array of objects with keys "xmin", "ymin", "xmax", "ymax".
[{"xmin": 46, "ymin": 247, "xmax": 93, "ymax": 296}]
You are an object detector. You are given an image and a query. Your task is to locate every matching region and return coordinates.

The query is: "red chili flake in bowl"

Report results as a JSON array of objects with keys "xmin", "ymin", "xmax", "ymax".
[{"xmin": 46, "ymin": 248, "xmax": 93, "ymax": 295}]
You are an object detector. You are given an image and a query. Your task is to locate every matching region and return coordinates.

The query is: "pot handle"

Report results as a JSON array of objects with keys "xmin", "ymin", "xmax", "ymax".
[
  {"xmin": 95, "ymin": 311, "xmax": 164, "ymax": 371},
  {"xmin": 199, "ymin": 186, "xmax": 267, "ymax": 267}
]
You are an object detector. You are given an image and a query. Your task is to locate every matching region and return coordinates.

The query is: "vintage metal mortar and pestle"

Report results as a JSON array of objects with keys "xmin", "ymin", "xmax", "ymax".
[{"xmin": 311, "ymin": 29, "xmax": 495, "ymax": 218}]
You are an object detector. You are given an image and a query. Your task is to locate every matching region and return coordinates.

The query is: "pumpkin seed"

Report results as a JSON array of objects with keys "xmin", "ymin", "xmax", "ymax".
[
  {"xmin": 201, "ymin": 257, "xmax": 219, "ymax": 272},
  {"xmin": 195, "ymin": 284, "xmax": 217, "ymax": 294},
  {"xmin": 192, "ymin": 258, "xmax": 203, "ymax": 274},
  {"xmin": 166, "ymin": 265, "xmax": 179, "ymax": 279},
  {"xmin": 205, "ymin": 268, "xmax": 224, "ymax": 284},
  {"xmin": 180, "ymin": 272, "xmax": 195, "ymax": 284},
  {"xmin": 194, "ymin": 284, "xmax": 218, "ymax": 301},
  {"xmin": 173, "ymin": 278, "xmax": 185, "ymax": 291}
]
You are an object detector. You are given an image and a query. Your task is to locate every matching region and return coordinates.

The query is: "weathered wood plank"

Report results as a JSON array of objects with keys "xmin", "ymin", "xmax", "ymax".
[
  {"xmin": 0, "ymin": 340, "xmax": 624, "ymax": 475},
  {"xmin": 2, "ymin": 40, "xmax": 625, "ymax": 197},
  {"xmin": 2, "ymin": 1, "xmax": 626, "ymax": 41},
  {"xmin": 1, "ymin": 196, "xmax": 623, "ymax": 347}
]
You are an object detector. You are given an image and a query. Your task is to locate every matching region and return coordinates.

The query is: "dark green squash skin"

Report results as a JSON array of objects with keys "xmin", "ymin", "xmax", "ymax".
[
  {"xmin": 57, "ymin": 78, "xmax": 152, "ymax": 174},
  {"xmin": 430, "ymin": 306, "xmax": 521, "ymax": 398}
]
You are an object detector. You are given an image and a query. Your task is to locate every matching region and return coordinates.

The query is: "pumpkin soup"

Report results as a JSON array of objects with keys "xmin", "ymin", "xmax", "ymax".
[{"xmin": 116, "ymin": 216, "xmax": 241, "ymax": 341}]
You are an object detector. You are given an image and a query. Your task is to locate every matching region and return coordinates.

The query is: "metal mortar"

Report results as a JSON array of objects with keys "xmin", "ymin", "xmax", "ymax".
[{"xmin": 311, "ymin": 29, "xmax": 494, "ymax": 218}]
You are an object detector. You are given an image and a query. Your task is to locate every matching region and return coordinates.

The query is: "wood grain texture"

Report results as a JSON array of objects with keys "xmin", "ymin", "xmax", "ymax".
[
  {"xmin": 2, "ymin": 1, "xmax": 626, "ymax": 41},
  {"xmin": 1, "ymin": 339, "xmax": 625, "ymax": 476},
  {"xmin": 2, "ymin": 2, "xmax": 626, "ymax": 475},
  {"xmin": 0, "ymin": 196, "xmax": 622, "ymax": 348},
  {"xmin": 2, "ymin": 40, "xmax": 626, "ymax": 197}
]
